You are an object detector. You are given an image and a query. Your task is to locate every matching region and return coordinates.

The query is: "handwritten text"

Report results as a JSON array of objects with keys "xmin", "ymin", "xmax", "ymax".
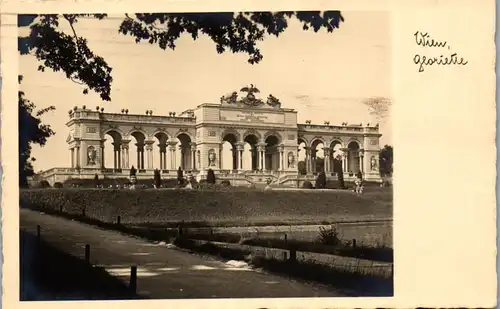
[{"xmin": 413, "ymin": 31, "xmax": 468, "ymax": 72}]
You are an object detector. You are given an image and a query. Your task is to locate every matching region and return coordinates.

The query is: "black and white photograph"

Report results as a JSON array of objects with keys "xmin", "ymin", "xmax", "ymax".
[{"xmin": 17, "ymin": 10, "xmax": 394, "ymax": 300}]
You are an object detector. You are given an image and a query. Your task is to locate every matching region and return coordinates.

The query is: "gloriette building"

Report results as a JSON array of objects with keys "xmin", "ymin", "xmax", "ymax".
[{"xmin": 41, "ymin": 86, "xmax": 383, "ymax": 186}]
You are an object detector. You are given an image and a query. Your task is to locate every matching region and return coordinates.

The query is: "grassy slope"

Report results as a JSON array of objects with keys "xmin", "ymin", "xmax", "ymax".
[{"xmin": 20, "ymin": 187, "xmax": 392, "ymax": 226}]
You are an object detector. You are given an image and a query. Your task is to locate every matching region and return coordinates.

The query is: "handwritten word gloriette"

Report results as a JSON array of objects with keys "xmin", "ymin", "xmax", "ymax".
[{"xmin": 413, "ymin": 31, "xmax": 468, "ymax": 73}]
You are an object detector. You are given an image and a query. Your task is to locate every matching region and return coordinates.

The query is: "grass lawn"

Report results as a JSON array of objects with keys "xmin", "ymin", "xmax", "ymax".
[{"xmin": 20, "ymin": 186, "xmax": 392, "ymax": 227}]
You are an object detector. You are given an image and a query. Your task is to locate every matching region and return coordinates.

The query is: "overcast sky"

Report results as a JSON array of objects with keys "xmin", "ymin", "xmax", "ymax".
[{"xmin": 19, "ymin": 11, "xmax": 392, "ymax": 171}]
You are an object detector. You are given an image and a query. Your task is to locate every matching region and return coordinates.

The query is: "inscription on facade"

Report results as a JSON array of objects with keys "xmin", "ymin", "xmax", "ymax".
[
  {"xmin": 86, "ymin": 127, "xmax": 97, "ymax": 133},
  {"xmin": 220, "ymin": 110, "xmax": 284, "ymax": 124}
]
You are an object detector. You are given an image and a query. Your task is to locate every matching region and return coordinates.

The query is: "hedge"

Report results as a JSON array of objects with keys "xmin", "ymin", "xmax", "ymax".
[{"xmin": 20, "ymin": 188, "xmax": 392, "ymax": 226}]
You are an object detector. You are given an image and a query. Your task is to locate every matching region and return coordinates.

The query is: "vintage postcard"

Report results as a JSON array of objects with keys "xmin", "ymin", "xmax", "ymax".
[{"xmin": 0, "ymin": 0, "xmax": 496, "ymax": 308}]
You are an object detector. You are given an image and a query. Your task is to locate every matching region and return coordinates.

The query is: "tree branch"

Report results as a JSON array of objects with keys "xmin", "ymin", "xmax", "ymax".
[{"xmin": 63, "ymin": 15, "xmax": 79, "ymax": 42}]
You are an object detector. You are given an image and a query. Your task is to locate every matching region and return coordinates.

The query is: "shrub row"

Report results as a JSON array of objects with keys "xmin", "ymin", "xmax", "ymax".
[{"xmin": 20, "ymin": 188, "xmax": 392, "ymax": 226}]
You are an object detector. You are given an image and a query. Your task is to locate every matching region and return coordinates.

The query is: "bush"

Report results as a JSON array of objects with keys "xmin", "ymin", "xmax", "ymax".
[
  {"xmin": 53, "ymin": 182, "xmax": 63, "ymax": 188},
  {"xmin": 206, "ymin": 168, "xmax": 216, "ymax": 184},
  {"xmin": 318, "ymin": 226, "xmax": 342, "ymax": 247},
  {"xmin": 301, "ymin": 181, "xmax": 313, "ymax": 189},
  {"xmin": 315, "ymin": 172, "xmax": 327, "ymax": 189}
]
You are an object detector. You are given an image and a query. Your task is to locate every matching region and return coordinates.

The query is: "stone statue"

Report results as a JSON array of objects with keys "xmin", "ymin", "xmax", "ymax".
[
  {"xmin": 220, "ymin": 91, "xmax": 238, "ymax": 104},
  {"xmin": 240, "ymin": 84, "xmax": 260, "ymax": 99},
  {"xmin": 87, "ymin": 146, "xmax": 96, "ymax": 165},
  {"xmin": 370, "ymin": 155, "xmax": 378, "ymax": 171},
  {"xmin": 287, "ymin": 152, "xmax": 296, "ymax": 168},
  {"xmin": 266, "ymin": 94, "xmax": 281, "ymax": 108},
  {"xmin": 208, "ymin": 149, "xmax": 217, "ymax": 167},
  {"xmin": 239, "ymin": 84, "xmax": 264, "ymax": 107}
]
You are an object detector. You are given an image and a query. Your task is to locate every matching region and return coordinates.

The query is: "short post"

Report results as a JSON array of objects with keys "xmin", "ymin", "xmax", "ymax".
[
  {"xmin": 289, "ymin": 248, "xmax": 297, "ymax": 263},
  {"xmin": 284, "ymin": 233, "xmax": 287, "ymax": 243},
  {"xmin": 282, "ymin": 251, "xmax": 288, "ymax": 260},
  {"xmin": 59, "ymin": 205, "xmax": 63, "ymax": 212},
  {"xmin": 36, "ymin": 225, "xmax": 41, "ymax": 240},
  {"xmin": 117, "ymin": 216, "xmax": 121, "ymax": 225},
  {"xmin": 82, "ymin": 208, "xmax": 86, "ymax": 217},
  {"xmin": 129, "ymin": 266, "xmax": 137, "ymax": 293},
  {"xmin": 352, "ymin": 239, "xmax": 357, "ymax": 248},
  {"xmin": 85, "ymin": 244, "xmax": 90, "ymax": 263}
]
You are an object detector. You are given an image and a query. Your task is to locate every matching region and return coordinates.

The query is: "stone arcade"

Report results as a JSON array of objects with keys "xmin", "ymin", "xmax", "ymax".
[{"xmin": 40, "ymin": 86, "xmax": 382, "ymax": 186}]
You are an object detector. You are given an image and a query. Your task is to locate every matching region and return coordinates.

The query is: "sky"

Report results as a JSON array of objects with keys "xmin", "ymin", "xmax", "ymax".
[{"xmin": 19, "ymin": 11, "xmax": 392, "ymax": 172}]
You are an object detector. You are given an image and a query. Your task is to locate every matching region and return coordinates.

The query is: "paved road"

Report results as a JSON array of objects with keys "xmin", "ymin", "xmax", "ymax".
[{"xmin": 20, "ymin": 209, "xmax": 345, "ymax": 299}]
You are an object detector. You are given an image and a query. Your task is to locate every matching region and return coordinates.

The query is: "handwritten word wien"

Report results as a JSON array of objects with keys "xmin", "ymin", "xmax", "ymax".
[{"xmin": 413, "ymin": 31, "xmax": 468, "ymax": 72}]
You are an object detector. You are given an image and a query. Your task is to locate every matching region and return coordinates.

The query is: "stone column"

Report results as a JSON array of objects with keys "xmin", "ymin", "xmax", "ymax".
[
  {"xmin": 359, "ymin": 149, "xmax": 365, "ymax": 174},
  {"xmin": 71, "ymin": 148, "xmax": 75, "ymax": 168},
  {"xmin": 145, "ymin": 144, "xmax": 153, "ymax": 169},
  {"xmin": 262, "ymin": 149, "xmax": 266, "ymax": 170},
  {"xmin": 178, "ymin": 145, "xmax": 184, "ymax": 170},
  {"xmin": 256, "ymin": 144, "xmax": 265, "ymax": 171},
  {"xmin": 98, "ymin": 141, "xmax": 104, "ymax": 169},
  {"xmin": 278, "ymin": 146, "xmax": 284, "ymax": 171},
  {"xmin": 168, "ymin": 143, "xmax": 177, "ymax": 170},
  {"xmin": 219, "ymin": 143, "xmax": 224, "ymax": 169},
  {"xmin": 120, "ymin": 140, "xmax": 129, "ymax": 169},
  {"xmin": 120, "ymin": 145, "xmax": 127, "ymax": 169},
  {"xmin": 323, "ymin": 148, "xmax": 331, "ymax": 173},
  {"xmin": 162, "ymin": 151, "xmax": 167, "ymax": 170},
  {"xmin": 255, "ymin": 147, "xmax": 260, "ymax": 170},
  {"xmin": 191, "ymin": 144, "xmax": 197, "ymax": 171},
  {"xmin": 237, "ymin": 143, "xmax": 244, "ymax": 170},
  {"xmin": 303, "ymin": 147, "xmax": 310, "ymax": 174},
  {"xmin": 341, "ymin": 148, "xmax": 348, "ymax": 172}
]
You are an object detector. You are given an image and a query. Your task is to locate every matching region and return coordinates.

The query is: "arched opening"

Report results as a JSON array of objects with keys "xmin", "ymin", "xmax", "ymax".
[
  {"xmin": 264, "ymin": 135, "xmax": 280, "ymax": 171},
  {"xmin": 154, "ymin": 132, "xmax": 169, "ymax": 170},
  {"xmin": 130, "ymin": 131, "xmax": 146, "ymax": 170},
  {"xmin": 297, "ymin": 138, "xmax": 307, "ymax": 175},
  {"xmin": 102, "ymin": 130, "xmax": 122, "ymax": 170},
  {"xmin": 329, "ymin": 141, "xmax": 344, "ymax": 174},
  {"xmin": 222, "ymin": 133, "xmax": 238, "ymax": 170},
  {"xmin": 177, "ymin": 133, "xmax": 192, "ymax": 171},
  {"xmin": 244, "ymin": 134, "xmax": 259, "ymax": 171},
  {"xmin": 310, "ymin": 139, "xmax": 325, "ymax": 174},
  {"xmin": 347, "ymin": 141, "xmax": 361, "ymax": 174}
]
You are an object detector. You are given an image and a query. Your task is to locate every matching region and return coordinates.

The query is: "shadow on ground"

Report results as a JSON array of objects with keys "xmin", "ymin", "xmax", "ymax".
[{"xmin": 20, "ymin": 230, "xmax": 145, "ymax": 301}]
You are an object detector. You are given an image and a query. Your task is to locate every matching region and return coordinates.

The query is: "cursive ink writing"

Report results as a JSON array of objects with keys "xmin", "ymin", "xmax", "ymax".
[
  {"xmin": 413, "ymin": 53, "xmax": 468, "ymax": 72},
  {"xmin": 413, "ymin": 30, "xmax": 468, "ymax": 72},
  {"xmin": 414, "ymin": 31, "xmax": 448, "ymax": 48}
]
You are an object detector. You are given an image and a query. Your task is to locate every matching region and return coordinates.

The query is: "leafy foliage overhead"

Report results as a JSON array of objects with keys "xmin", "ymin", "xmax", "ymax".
[
  {"xmin": 18, "ymin": 12, "xmax": 344, "ymax": 102},
  {"xmin": 18, "ymin": 75, "xmax": 55, "ymax": 187}
]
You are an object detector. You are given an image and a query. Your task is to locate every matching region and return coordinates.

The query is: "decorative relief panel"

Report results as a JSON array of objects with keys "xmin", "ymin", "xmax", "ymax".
[
  {"xmin": 86, "ymin": 127, "xmax": 97, "ymax": 133},
  {"xmin": 287, "ymin": 134, "xmax": 295, "ymax": 140},
  {"xmin": 208, "ymin": 131, "xmax": 216, "ymax": 137}
]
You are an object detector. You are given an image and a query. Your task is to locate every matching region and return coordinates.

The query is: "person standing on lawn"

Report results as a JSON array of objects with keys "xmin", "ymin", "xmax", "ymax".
[{"xmin": 354, "ymin": 170, "xmax": 364, "ymax": 194}]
